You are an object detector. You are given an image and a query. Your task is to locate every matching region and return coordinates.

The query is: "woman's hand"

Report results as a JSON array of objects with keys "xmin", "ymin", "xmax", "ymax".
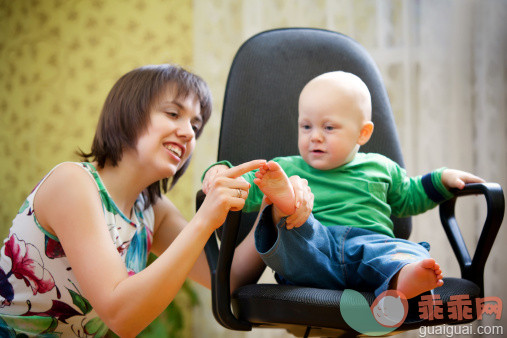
[
  {"xmin": 197, "ymin": 160, "xmax": 266, "ymax": 230},
  {"xmin": 284, "ymin": 176, "xmax": 314, "ymax": 229}
]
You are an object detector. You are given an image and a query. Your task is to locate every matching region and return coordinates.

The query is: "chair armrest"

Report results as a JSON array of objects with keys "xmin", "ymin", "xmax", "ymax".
[
  {"xmin": 439, "ymin": 183, "xmax": 505, "ymax": 293},
  {"xmin": 196, "ymin": 190, "xmax": 219, "ymax": 275},
  {"xmin": 196, "ymin": 190, "xmax": 252, "ymax": 331}
]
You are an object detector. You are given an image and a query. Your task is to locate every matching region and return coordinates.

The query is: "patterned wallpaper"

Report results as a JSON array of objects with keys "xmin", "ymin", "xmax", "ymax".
[{"xmin": 0, "ymin": 0, "xmax": 195, "ymax": 236}]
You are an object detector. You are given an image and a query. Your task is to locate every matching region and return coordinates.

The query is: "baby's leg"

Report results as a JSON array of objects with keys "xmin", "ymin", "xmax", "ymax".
[
  {"xmin": 255, "ymin": 207, "xmax": 348, "ymax": 290},
  {"xmin": 254, "ymin": 161, "xmax": 296, "ymax": 218},
  {"xmin": 345, "ymin": 232, "xmax": 442, "ymax": 299},
  {"xmin": 390, "ymin": 258, "xmax": 444, "ymax": 299}
]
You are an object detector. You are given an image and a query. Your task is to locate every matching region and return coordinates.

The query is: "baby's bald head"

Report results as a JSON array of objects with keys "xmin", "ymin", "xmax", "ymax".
[{"xmin": 300, "ymin": 71, "xmax": 372, "ymax": 123}]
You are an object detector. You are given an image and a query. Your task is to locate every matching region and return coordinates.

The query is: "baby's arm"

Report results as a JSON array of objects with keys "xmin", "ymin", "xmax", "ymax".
[{"xmin": 441, "ymin": 169, "xmax": 485, "ymax": 190}]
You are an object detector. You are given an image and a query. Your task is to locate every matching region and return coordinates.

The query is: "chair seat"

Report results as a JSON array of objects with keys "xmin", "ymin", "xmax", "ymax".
[{"xmin": 232, "ymin": 277, "xmax": 480, "ymax": 335}]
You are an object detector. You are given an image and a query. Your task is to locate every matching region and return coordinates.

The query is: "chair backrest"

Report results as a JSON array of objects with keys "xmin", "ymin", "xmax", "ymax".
[{"xmin": 217, "ymin": 28, "xmax": 411, "ymax": 239}]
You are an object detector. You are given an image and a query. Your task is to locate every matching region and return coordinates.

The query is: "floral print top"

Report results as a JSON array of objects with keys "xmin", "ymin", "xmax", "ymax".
[{"xmin": 0, "ymin": 162, "xmax": 154, "ymax": 337}]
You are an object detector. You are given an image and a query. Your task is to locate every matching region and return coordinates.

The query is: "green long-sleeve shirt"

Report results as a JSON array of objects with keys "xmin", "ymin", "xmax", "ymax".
[{"xmin": 209, "ymin": 153, "xmax": 453, "ymax": 237}]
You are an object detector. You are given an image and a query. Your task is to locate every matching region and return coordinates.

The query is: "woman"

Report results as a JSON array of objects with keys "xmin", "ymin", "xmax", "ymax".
[{"xmin": 0, "ymin": 64, "xmax": 312, "ymax": 337}]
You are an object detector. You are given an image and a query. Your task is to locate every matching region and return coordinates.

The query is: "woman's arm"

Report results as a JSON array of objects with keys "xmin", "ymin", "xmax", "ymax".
[
  {"xmin": 229, "ymin": 201, "xmax": 267, "ymax": 292},
  {"xmin": 151, "ymin": 196, "xmax": 267, "ymax": 293},
  {"xmin": 150, "ymin": 195, "xmax": 212, "ymax": 289},
  {"xmin": 34, "ymin": 162, "xmax": 259, "ymax": 337}
]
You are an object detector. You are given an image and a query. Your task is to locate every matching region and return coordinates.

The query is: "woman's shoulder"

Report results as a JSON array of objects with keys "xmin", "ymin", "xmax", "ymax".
[
  {"xmin": 46, "ymin": 161, "xmax": 92, "ymax": 176},
  {"xmin": 31, "ymin": 162, "xmax": 86, "ymax": 190},
  {"xmin": 35, "ymin": 162, "xmax": 100, "ymax": 209},
  {"xmin": 39, "ymin": 162, "xmax": 96, "ymax": 192},
  {"xmin": 33, "ymin": 162, "xmax": 101, "ymax": 236}
]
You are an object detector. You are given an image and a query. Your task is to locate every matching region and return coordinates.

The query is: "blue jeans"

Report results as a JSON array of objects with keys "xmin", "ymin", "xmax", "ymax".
[{"xmin": 254, "ymin": 205, "xmax": 430, "ymax": 297}]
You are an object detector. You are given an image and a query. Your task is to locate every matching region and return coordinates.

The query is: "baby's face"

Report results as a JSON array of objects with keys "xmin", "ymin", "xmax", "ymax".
[{"xmin": 297, "ymin": 77, "xmax": 368, "ymax": 170}]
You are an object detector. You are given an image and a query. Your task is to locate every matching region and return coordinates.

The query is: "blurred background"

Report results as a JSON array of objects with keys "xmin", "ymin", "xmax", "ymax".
[{"xmin": 1, "ymin": 0, "xmax": 505, "ymax": 337}]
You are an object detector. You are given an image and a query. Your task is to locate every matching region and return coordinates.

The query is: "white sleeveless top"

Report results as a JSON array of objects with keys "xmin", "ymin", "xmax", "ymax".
[{"xmin": 0, "ymin": 162, "xmax": 155, "ymax": 337}]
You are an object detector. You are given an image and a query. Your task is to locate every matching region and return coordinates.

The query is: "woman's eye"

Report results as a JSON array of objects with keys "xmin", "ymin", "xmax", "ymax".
[{"xmin": 166, "ymin": 111, "xmax": 178, "ymax": 118}]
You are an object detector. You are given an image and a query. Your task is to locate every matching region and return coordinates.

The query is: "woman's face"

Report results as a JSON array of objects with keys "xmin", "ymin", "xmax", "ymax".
[{"xmin": 135, "ymin": 87, "xmax": 203, "ymax": 179}]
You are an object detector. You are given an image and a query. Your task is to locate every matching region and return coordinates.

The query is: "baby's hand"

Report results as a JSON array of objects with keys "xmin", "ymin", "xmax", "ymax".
[
  {"xmin": 285, "ymin": 175, "xmax": 314, "ymax": 229},
  {"xmin": 441, "ymin": 169, "xmax": 485, "ymax": 190}
]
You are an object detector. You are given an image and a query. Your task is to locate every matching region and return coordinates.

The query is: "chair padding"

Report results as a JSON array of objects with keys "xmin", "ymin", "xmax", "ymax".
[{"xmin": 232, "ymin": 277, "xmax": 480, "ymax": 332}]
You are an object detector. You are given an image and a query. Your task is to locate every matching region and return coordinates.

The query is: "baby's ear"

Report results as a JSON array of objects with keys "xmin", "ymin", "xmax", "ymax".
[{"xmin": 358, "ymin": 121, "xmax": 374, "ymax": 146}]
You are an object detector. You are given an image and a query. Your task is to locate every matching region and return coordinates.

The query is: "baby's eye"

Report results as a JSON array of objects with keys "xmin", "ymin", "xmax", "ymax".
[
  {"xmin": 300, "ymin": 124, "xmax": 311, "ymax": 130},
  {"xmin": 324, "ymin": 125, "xmax": 335, "ymax": 131}
]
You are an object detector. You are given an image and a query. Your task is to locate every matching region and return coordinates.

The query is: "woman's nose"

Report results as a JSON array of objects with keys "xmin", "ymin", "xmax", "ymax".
[{"xmin": 176, "ymin": 120, "xmax": 195, "ymax": 140}]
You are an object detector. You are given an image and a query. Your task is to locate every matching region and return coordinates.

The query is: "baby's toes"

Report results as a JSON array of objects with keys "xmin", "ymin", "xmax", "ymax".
[{"xmin": 421, "ymin": 258, "xmax": 436, "ymax": 269}]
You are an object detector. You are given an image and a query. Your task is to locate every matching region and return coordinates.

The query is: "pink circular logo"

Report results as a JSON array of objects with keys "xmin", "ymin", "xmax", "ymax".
[{"xmin": 371, "ymin": 290, "xmax": 409, "ymax": 328}]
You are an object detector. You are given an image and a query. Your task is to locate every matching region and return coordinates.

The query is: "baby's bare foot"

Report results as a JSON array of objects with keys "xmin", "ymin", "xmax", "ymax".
[
  {"xmin": 391, "ymin": 258, "xmax": 444, "ymax": 299},
  {"xmin": 254, "ymin": 161, "xmax": 296, "ymax": 216}
]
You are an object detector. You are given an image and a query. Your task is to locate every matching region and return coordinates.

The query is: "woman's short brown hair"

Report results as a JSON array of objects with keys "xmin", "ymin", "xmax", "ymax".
[{"xmin": 79, "ymin": 64, "xmax": 212, "ymax": 208}]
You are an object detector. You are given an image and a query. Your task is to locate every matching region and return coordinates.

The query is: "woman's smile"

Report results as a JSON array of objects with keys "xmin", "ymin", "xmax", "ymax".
[{"xmin": 164, "ymin": 142, "xmax": 184, "ymax": 160}]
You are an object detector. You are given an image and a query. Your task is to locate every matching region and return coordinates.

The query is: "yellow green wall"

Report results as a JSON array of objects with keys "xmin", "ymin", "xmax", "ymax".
[{"xmin": 0, "ymin": 0, "xmax": 195, "ymax": 237}]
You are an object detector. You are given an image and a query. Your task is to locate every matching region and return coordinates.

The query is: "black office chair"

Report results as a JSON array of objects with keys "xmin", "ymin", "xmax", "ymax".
[{"xmin": 196, "ymin": 28, "xmax": 505, "ymax": 337}]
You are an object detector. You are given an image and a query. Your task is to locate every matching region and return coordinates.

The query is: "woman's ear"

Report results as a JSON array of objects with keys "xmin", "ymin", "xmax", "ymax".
[{"xmin": 358, "ymin": 121, "xmax": 374, "ymax": 146}]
